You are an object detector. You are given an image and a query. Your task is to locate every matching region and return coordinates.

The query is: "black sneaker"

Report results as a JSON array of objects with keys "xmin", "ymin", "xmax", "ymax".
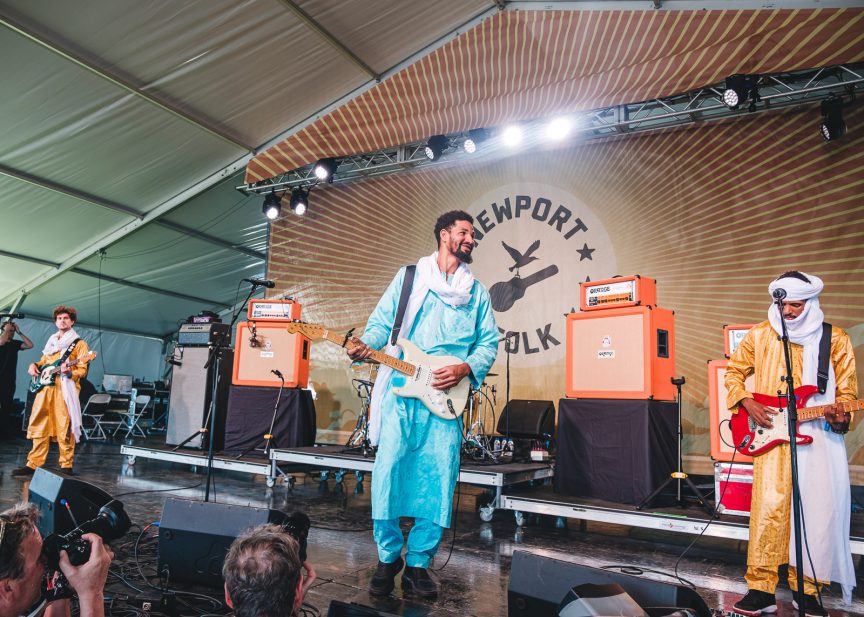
[
  {"xmin": 11, "ymin": 466, "xmax": 35, "ymax": 477},
  {"xmin": 792, "ymin": 594, "xmax": 828, "ymax": 617},
  {"xmin": 401, "ymin": 566, "xmax": 438, "ymax": 599},
  {"xmin": 732, "ymin": 589, "xmax": 777, "ymax": 616},
  {"xmin": 369, "ymin": 557, "xmax": 403, "ymax": 596}
]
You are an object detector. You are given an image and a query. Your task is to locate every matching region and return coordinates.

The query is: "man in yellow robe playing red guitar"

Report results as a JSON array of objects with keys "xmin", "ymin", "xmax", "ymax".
[
  {"xmin": 13, "ymin": 306, "xmax": 92, "ymax": 478},
  {"xmin": 726, "ymin": 272, "xmax": 858, "ymax": 617}
]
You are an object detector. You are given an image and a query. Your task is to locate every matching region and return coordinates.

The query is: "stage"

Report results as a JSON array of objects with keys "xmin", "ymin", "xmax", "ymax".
[
  {"xmin": 3, "ymin": 437, "xmax": 864, "ymax": 616},
  {"xmin": 120, "ymin": 443, "xmax": 554, "ymax": 520}
]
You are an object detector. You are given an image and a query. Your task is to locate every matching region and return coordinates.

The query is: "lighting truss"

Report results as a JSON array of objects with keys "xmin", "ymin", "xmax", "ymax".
[{"xmin": 238, "ymin": 63, "xmax": 862, "ymax": 195}]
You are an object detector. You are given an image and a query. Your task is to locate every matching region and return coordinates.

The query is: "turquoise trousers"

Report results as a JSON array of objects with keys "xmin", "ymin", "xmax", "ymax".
[{"xmin": 373, "ymin": 517, "xmax": 442, "ymax": 568}]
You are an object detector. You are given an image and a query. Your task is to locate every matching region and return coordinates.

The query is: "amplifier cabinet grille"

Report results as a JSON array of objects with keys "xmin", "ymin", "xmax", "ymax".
[
  {"xmin": 565, "ymin": 306, "xmax": 675, "ymax": 400},
  {"xmin": 232, "ymin": 322, "xmax": 310, "ymax": 388},
  {"xmin": 166, "ymin": 346, "xmax": 232, "ymax": 449}
]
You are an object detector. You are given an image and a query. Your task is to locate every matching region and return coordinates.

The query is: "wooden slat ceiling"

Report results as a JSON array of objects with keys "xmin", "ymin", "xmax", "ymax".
[{"xmin": 246, "ymin": 8, "xmax": 864, "ymax": 183}]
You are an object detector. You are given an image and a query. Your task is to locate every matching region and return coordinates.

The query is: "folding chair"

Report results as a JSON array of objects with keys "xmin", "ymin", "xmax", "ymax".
[
  {"xmin": 81, "ymin": 393, "xmax": 112, "ymax": 441},
  {"xmin": 114, "ymin": 394, "xmax": 152, "ymax": 439}
]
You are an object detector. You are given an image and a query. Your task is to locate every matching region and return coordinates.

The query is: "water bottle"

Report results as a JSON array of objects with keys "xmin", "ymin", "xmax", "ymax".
[{"xmin": 493, "ymin": 437, "xmax": 501, "ymax": 452}]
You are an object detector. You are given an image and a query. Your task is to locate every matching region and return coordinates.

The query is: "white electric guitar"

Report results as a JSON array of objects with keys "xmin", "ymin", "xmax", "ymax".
[{"xmin": 285, "ymin": 322, "xmax": 470, "ymax": 420}]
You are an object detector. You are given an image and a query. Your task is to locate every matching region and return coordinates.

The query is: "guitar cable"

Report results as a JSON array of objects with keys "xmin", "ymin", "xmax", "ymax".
[
  {"xmin": 433, "ymin": 401, "xmax": 471, "ymax": 573},
  {"xmin": 671, "ymin": 428, "xmax": 746, "ymax": 588}
]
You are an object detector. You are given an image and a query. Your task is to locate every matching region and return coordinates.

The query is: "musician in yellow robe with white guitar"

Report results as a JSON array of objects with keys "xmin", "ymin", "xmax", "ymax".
[
  {"xmin": 725, "ymin": 272, "xmax": 858, "ymax": 617},
  {"xmin": 348, "ymin": 211, "xmax": 498, "ymax": 599},
  {"xmin": 13, "ymin": 306, "xmax": 93, "ymax": 478}
]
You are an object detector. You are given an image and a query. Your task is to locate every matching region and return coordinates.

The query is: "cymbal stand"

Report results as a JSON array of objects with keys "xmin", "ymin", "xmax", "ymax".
[
  {"xmin": 462, "ymin": 383, "xmax": 497, "ymax": 460},
  {"xmin": 344, "ymin": 379, "xmax": 374, "ymax": 457}
]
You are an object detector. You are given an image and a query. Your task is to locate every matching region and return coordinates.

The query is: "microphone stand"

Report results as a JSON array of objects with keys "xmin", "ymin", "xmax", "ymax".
[
  {"xmin": 197, "ymin": 283, "xmax": 260, "ymax": 501},
  {"xmin": 774, "ymin": 291, "xmax": 806, "ymax": 617},
  {"xmin": 235, "ymin": 370, "xmax": 285, "ymax": 459},
  {"xmin": 501, "ymin": 331, "xmax": 517, "ymax": 461}
]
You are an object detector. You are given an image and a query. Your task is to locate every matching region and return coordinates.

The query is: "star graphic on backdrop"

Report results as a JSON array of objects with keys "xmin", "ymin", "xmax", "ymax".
[{"xmin": 577, "ymin": 243, "xmax": 595, "ymax": 261}]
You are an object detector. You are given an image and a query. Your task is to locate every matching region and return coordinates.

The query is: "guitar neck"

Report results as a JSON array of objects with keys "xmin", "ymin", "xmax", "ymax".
[
  {"xmin": 320, "ymin": 330, "xmax": 416, "ymax": 376},
  {"xmin": 798, "ymin": 399, "xmax": 864, "ymax": 422}
]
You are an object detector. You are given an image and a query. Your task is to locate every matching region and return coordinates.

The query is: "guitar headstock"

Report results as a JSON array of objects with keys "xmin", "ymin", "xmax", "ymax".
[
  {"xmin": 285, "ymin": 321, "xmax": 326, "ymax": 340},
  {"xmin": 80, "ymin": 351, "xmax": 97, "ymax": 364}
]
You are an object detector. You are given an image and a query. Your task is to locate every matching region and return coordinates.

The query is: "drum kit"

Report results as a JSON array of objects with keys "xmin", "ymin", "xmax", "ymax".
[{"xmin": 345, "ymin": 359, "xmax": 501, "ymax": 461}]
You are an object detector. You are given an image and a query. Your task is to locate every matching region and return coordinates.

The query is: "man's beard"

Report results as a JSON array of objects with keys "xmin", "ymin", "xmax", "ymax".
[{"xmin": 453, "ymin": 246, "xmax": 473, "ymax": 264}]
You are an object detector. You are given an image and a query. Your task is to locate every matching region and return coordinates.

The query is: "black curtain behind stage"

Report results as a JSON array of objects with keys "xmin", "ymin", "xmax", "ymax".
[
  {"xmin": 554, "ymin": 398, "xmax": 677, "ymax": 505},
  {"xmin": 223, "ymin": 386, "xmax": 317, "ymax": 455}
]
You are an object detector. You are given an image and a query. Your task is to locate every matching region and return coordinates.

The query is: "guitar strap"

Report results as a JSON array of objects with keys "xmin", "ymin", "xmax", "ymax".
[
  {"xmin": 58, "ymin": 338, "xmax": 81, "ymax": 366},
  {"xmin": 390, "ymin": 265, "xmax": 416, "ymax": 346},
  {"xmin": 817, "ymin": 322, "xmax": 832, "ymax": 394}
]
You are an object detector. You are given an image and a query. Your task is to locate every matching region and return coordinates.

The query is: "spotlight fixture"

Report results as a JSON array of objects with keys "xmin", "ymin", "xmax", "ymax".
[
  {"xmin": 424, "ymin": 135, "xmax": 448, "ymax": 161},
  {"xmin": 722, "ymin": 74, "xmax": 760, "ymax": 111},
  {"xmin": 501, "ymin": 125, "xmax": 523, "ymax": 147},
  {"xmin": 290, "ymin": 188, "xmax": 308, "ymax": 216},
  {"xmin": 819, "ymin": 95, "xmax": 846, "ymax": 141},
  {"xmin": 462, "ymin": 128, "xmax": 489, "ymax": 154},
  {"xmin": 545, "ymin": 117, "xmax": 573, "ymax": 141},
  {"xmin": 262, "ymin": 192, "xmax": 281, "ymax": 220},
  {"xmin": 313, "ymin": 158, "xmax": 337, "ymax": 181}
]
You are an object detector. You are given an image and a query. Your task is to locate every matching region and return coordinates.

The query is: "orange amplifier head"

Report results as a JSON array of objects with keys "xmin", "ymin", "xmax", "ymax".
[
  {"xmin": 579, "ymin": 275, "xmax": 657, "ymax": 311},
  {"xmin": 708, "ymin": 359, "xmax": 754, "ymax": 463},
  {"xmin": 233, "ymin": 322, "xmax": 310, "ymax": 388},
  {"xmin": 565, "ymin": 305, "xmax": 675, "ymax": 400},
  {"xmin": 723, "ymin": 324, "xmax": 756, "ymax": 359},
  {"xmin": 247, "ymin": 299, "xmax": 302, "ymax": 322}
]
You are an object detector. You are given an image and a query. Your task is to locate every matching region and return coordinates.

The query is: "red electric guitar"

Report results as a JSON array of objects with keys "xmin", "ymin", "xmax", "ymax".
[{"xmin": 730, "ymin": 385, "xmax": 863, "ymax": 457}]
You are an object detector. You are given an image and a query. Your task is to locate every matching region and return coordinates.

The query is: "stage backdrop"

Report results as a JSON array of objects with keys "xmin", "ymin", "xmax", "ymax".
[{"xmin": 268, "ymin": 103, "xmax": 863, "ymax": 475}]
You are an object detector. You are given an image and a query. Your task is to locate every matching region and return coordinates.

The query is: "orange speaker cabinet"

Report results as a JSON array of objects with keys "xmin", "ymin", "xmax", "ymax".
[
  {"xmin": 708, "ymin": 359, "xmax": 754, "ymax": 463},
  {"xmin": 579, "ymin": 275, "xmax": 658, "ymax": 311},
  {"xmin": 565, "ymin": 305, "xmax": 675, "ymax": 400},
  {"xmin": 232, "ymin": 322, "xmax": 310, "ymax": 388},
  {"xmin": 723, "ymin": 323, "xmax": 756, "ymax": 359}
]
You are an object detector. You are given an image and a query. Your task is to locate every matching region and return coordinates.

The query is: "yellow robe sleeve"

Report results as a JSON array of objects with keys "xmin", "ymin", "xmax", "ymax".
[{"xmin": 725, "ymin": 327, "xmax": 756, "ymax": 412}]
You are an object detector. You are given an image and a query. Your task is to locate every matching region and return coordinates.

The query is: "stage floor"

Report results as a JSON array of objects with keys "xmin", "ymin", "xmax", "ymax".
[{"xmin": 2, "ymin": 436, "xmax": 864, "ymax": 617}]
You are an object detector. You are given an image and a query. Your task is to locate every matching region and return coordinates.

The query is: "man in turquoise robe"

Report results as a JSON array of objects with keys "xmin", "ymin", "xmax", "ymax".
[{"xmin": 348, "ymin": 210, "xmax": 498, "ymax": 598}]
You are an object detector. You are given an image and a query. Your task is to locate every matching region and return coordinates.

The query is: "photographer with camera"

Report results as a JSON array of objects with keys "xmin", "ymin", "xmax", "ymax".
[
  {"xmin": 223, "ymin": 518, "xmax": 316, "ymax": 617},
  {"xmin": 0, "ymin": 503, "xmax": 112, "ymax": 617}
]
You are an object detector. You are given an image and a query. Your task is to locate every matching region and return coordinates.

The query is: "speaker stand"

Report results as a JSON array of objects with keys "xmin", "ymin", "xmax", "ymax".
[{"xmin": 637, "ymin": 377, "xmax": 714, "ymax": 516}]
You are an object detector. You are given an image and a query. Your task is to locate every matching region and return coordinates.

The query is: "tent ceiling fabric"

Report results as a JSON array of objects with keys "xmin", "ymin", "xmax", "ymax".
[
  {"xmin": 246, "ymin": 7, "xmax": 864, "ymax": 183},
  {"xmin": 0, "ymin": 0, "xmax": 493, "ymax": 336}
]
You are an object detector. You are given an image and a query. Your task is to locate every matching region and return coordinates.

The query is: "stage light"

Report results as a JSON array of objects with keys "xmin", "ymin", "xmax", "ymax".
[
  {"xmin": 290, "ymin": 188, "xmax": 308, "ymax": 216},
  {"xmin": 723, "ymin": 74, "xmax": 760, "ymax": 111},
  {"xmin": 262, "ymin": 192, "xmax": 281, "ymax": 220},
  {"xmin": 501, "ymin": 125, "xmax": 523, "ymax": 147},
  {"xmin": 545, "ymin": 117, "xmax": 573, "ymax": 141},
  {"xmin": 424, "ymin": 135, "xmax": 448, "ymax": 160},
  {"xmin": 819, "ymin": 95, "xmax": 845, "ymax": 141},
  {"xmin": 462, "ymin": 128, "xmax": 489, "ymax": 153},
  {"xmin": 313, "ymin": 158, "xmax": 337, "ymax": 181}
]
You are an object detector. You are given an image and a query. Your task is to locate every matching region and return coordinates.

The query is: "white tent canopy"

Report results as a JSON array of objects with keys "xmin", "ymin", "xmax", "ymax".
[{"xmin": 0, "ymin": 0, "xmax": 493, "ymax": 338}]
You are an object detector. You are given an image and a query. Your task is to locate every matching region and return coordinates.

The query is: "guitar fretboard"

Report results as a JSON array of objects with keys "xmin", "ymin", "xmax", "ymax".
[
  {"xmin": 798, "ymin": 399, "xmax": 864, "ymax": 422},
  {"xmin": 320, "ymin": 329, "xmax": 416, "ymax": 376}
]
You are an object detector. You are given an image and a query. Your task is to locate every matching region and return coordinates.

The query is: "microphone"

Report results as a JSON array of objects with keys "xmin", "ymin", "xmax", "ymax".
[
  {"xmin": 243, "ymin": 278, "xmax": 275, "ymax": 288},
  {"xmin": 271, "ymin": 369, "xmax": 284, "ymax": 380},
  {"xmin": 0, "ymin": 313, "xmax": 25, "ymax": 319},
  {"xmin": 772, "ymin": 288, "xmax": 787, "ymax": 300}
]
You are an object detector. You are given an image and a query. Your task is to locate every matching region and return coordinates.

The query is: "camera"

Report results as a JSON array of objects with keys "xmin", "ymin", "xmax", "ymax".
[
  {"xmin": 283, "ymin": 511, "xmax": 310, "ymax": 562},
  {"xmin": 41, "ymin": 500, "xmax": 131, "ymax": 600}
]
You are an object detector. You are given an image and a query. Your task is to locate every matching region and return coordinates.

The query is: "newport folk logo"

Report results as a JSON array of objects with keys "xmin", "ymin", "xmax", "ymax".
[{"xmin": 469, "ymin": 183, "xmax": 617, "ymax": 367}]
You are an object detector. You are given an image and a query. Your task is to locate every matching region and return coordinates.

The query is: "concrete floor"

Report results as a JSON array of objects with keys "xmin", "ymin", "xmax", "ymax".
[{"xmin": 1, "ymin": 436, "xmax": 862, "ymax": 617}]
